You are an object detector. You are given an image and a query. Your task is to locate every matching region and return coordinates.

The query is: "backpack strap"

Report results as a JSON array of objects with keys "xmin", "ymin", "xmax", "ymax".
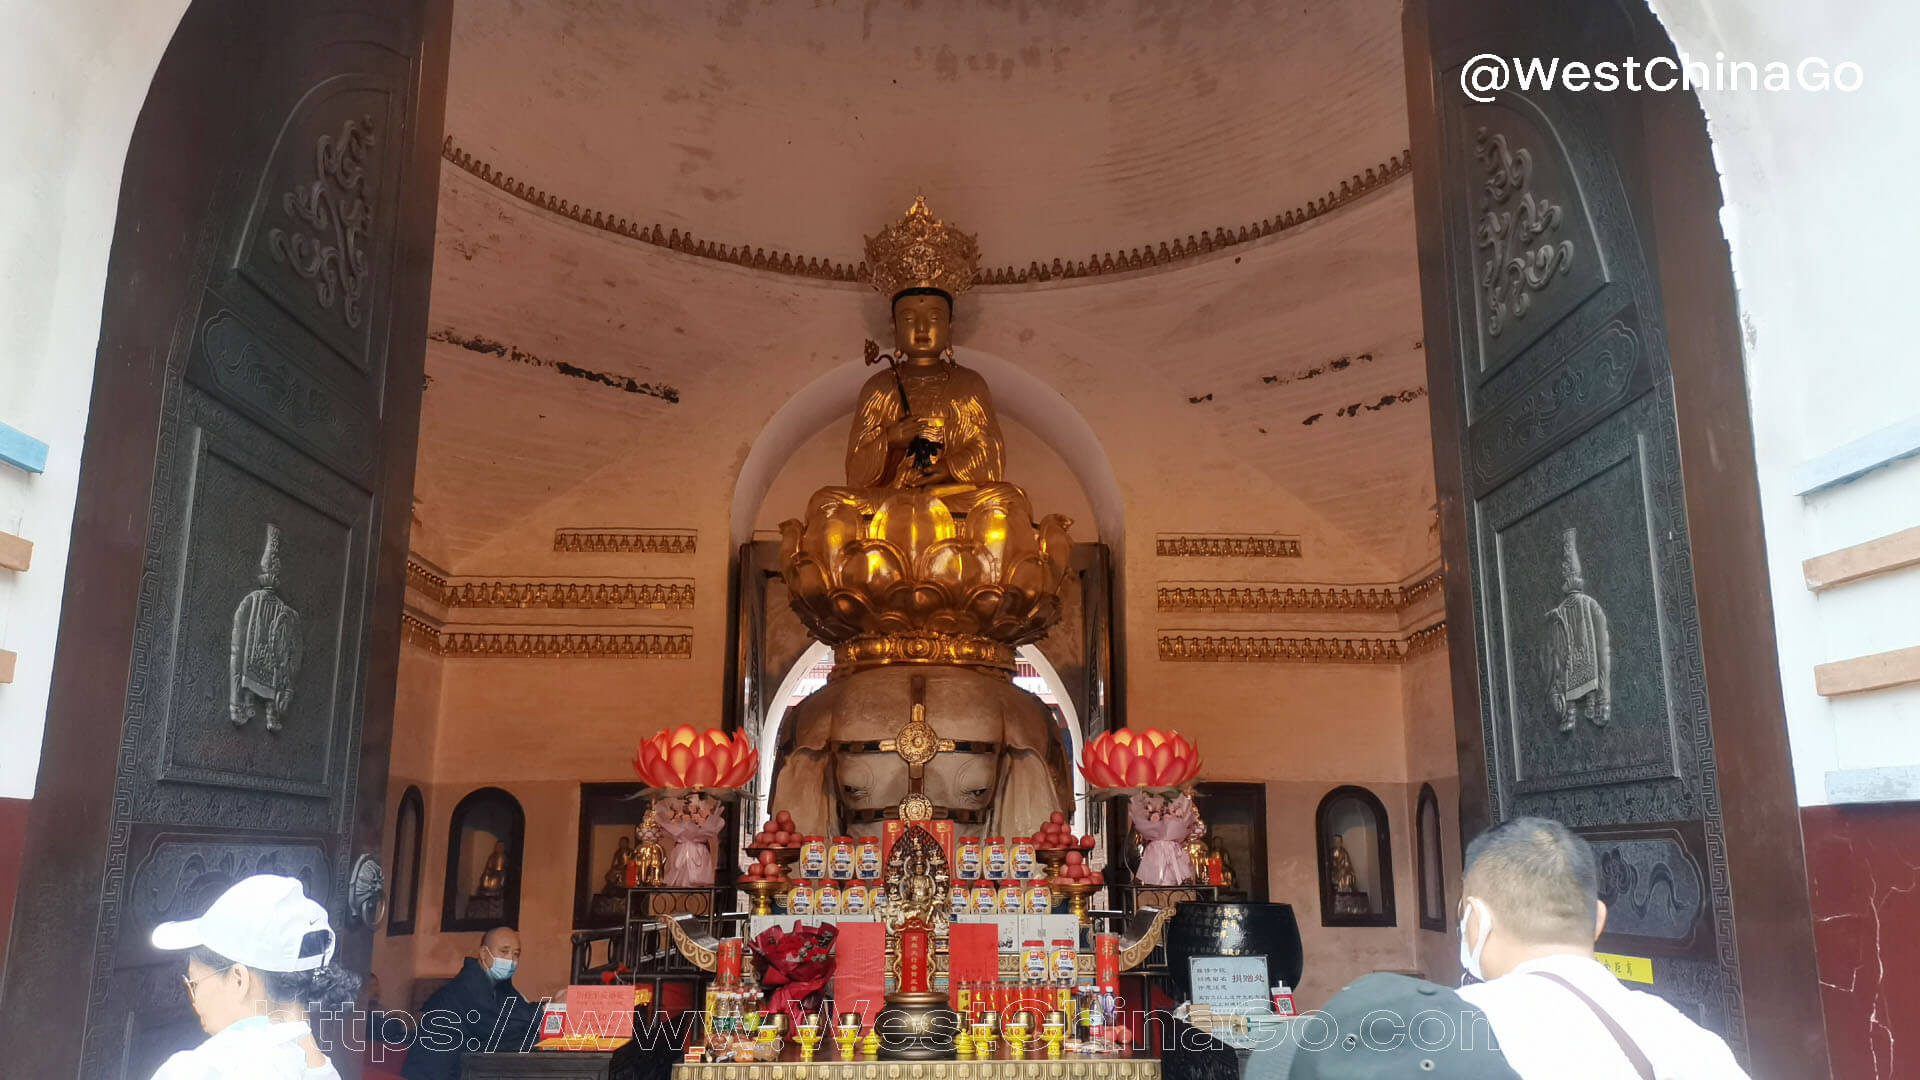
[{"xmin": 1531, "ymin": 971, "xmax": 1656, "ymax": 1080}]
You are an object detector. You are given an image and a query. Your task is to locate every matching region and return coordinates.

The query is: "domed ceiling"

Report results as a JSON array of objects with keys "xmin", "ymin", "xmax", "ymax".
[
  {"xmin": 443, "ymin": 0, "xmax": 1410, "ymax": 274},
  {"xmin": 415, "ymin": 0, "xmax": 1435, "ymax": 585}
]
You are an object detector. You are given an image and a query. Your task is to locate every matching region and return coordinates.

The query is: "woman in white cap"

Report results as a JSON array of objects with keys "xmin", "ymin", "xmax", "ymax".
[{"xmin": 150, "ymin": 874, "xmax": 363, "ymax": 1080}]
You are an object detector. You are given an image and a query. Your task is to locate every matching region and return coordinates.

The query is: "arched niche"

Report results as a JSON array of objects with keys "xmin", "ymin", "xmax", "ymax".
[
  {"xmin": 1316, "ymin": 784, "xmax": 1396, "ymax": 928},
  {"xmin": 387, "ymin": 785, "xmax": 424, "ymax": 936},
  {"xmin": 441, "ymin": 786, "xmax": 525, "ymax": 933},
  {"xmin": 1416, "ymin": 783, "xmax": 1446, "ymax": 932}
]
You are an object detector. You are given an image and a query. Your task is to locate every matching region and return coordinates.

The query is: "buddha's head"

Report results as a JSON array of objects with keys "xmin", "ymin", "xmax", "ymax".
[{"xmin": 892, "ymin": 289, "xmax": 953, "ymax": 360}]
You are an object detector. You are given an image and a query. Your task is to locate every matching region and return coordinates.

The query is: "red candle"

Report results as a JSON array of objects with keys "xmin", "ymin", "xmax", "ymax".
[
  {"xmin": 717, "ymin": 939, "xmax": 743, "ymax": 986},
  {"xmin": 1094, "ymin": 933, "xmax": 1119, "ymax": 991}
]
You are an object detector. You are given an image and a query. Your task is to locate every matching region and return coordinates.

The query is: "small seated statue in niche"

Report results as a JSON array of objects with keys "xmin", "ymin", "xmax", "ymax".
[
  {"xmin": 476, "ymin": 842, "xmax": 509, "ymax": 895},
  {"xmin": 467, "ymin": 840, "xmax": 511, "ymax": 921},
  {"xmin": 601, "ymin": 837, "xmax": 636, "ymax": 895},
  {"xmin": 1329, "ymin": 835, "xmax": 1371, "ymax": 915}
]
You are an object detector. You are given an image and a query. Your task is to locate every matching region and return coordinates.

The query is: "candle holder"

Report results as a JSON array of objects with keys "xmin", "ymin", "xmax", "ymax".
[
  {"xmin": 1051, "ymin": 879, "xmax": 1100, "ymax": 923},
  {"xmin": 794, "ymin": 1020, "xmax": 823, "ymax": 1060},
  {"xmin": 1042, "ymin": 1014, "xmax": 1066, "ymax": 1057},
  {"xmin": 971, "ymin": 1012, "xmax": 999, "ymax": 1055},
  {"xmin": 1003, "ymin": 1011, "xmax": 1033, "ymax": 1057},
  {"xmin": 738, "ymin": 878, "xmax": 791, "ymax": 916},
  {"xmin": 833, "ymin": 1014, "xmax": 862, "ymax": 1059}
]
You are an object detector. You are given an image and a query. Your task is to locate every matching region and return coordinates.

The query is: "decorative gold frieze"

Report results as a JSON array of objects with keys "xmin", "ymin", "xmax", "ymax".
[
  {"xmin": 405, "ymin": 559, "xmax": 694, "ymax": 610},
  {"xmin": 1157, "ymin": 570, "xmax": 1446, "ymax": 615},
  {"xmin": 1155, "ymin": 534, "xmax": 1303, "ymax": 559},
  {"xmin": 553, "ymin": 528, "xmax": 697, "ymax": 555},
  {"xmin": 1401, "ymin": 568, "xmax": 1445, "ymax": 607},
  {"xmin": 439, "ymin": 628, "xmax": 692, "ymax": 659},
  {"xmin": 405, "ymin": 559, "xmax": 448, "ymax": 598},
  {"xmin": 1159, "ymin": 583, "xmax": 1396, "ymax": 614},
  {"xmin": 400, "ymin": 612, "xmax": 441, "ymax": 654},
  {"xmin": 398, "ymin": 613, "xmax": 692, "ymax": 659},
  {"xmin": 441, "ymin": 134, "xmax": 1409, "ymax": 290},
  {"xmin": 1404, "ymin": 620, "xmax": 1449, "ymax": 658},
  {"xmin": 1159, "ymin": 621, "xmax": 1448, "ymax": 664},
  {"xmin": 441, "ymin": 579, "xmax": 693, "ymax": 610}
]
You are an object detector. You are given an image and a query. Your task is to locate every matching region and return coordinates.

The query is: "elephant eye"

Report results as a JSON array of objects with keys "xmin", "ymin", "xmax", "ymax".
[
  {"xmin": 963, "ymin": 787, "xmax": 989, "ymax": 801},
  {"xmin": 842, "ymin": 783, "xmax": 869, "ymax": 800}
]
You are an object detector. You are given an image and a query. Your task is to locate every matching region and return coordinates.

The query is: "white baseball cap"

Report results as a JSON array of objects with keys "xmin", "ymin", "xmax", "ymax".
[{"xmin": 151, "ymin": 874, "xmax": 336, "ymax": 972}]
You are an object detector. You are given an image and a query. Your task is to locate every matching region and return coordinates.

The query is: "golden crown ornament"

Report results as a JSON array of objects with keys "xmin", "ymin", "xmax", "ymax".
[{"xmin": 864, "ymin": 195, "xmax": 980, "ymax": 300}]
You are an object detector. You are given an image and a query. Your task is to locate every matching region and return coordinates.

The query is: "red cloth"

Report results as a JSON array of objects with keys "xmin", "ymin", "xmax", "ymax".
[
  {"xmin": 832, "ymin": 921, "xmax": 887, "ymax": 1032},
  {"xmin": 753, "ymin": 922, "xmax": 838, "ymax": 1016},
  {"xmin": 947, "ymin": 922, "xmax": 999, "ymax": 989}
]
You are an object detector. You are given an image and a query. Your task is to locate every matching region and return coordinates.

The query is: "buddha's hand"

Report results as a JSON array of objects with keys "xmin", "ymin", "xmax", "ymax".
[{"xmin": 885, "ymin": 417, "xmax": 945, "ymax": 448}]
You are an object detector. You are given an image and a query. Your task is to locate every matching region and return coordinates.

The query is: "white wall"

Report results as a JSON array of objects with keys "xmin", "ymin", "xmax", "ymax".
[
  {"xmin": 1650, "ymin": 0, "xmax": 1920, "ymax": 806},
  {"xmin": 0, "ymin": 0, "xmax": 190, "ymax": 799}
]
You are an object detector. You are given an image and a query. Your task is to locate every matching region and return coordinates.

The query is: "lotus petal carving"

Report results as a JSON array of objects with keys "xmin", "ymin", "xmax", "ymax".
[{"xmin": 780, "ymin": 487, "xmax": 1073, "ymax": 673}]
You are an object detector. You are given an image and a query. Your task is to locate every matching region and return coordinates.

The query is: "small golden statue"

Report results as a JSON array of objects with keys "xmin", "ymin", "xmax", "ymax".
[
  {"xmin": 1329, "ymin": 835, "xmax": 1358, "ymax": 894},
  {"xmin": 634, "ymin": 809, "xmax": 666, "ymax": 887},
  {"xmin": 601, "ymin": 836, "xmax": 636, "ymax": 895},
  {"xmin": 477, "ymin": 841, "xmax": 509, "ymax": 896}
]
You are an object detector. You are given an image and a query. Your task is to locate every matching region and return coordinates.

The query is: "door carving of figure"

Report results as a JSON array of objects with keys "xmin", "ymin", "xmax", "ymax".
[{"xmin": 0, "ymin": 1, "xmax": 450, "ymax": 1075}]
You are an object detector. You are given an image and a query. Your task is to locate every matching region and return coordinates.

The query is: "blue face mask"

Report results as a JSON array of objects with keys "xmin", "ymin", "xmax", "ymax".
[{"xmin": 485, "ymin": 953, "xmax": 516, "ymax": 981}]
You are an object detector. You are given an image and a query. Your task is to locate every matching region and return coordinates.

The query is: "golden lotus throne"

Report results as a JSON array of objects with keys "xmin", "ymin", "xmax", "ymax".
[{"xmin": 770, "ymin": 197, "xmax": 1074, "ymax": 842}]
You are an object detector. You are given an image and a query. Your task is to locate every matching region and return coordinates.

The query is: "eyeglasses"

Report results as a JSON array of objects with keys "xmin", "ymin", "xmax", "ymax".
[{"xmin": 182, "ymin": 972, "xmax": 219, "ymax": 1000}]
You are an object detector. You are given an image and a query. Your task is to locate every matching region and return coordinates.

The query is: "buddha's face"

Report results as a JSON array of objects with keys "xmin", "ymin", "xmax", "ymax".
[{"xmin": 892, "ymin": 293, "xmax": 952, "ymax": 360}]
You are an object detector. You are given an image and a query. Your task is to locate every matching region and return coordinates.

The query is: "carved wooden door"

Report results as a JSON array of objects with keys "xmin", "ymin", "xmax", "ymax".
[
  {"xmin": 1405, "ymin": 0, "xmax": 1827, "ymax": 1074},
  {"xmin": 0, "ymin": 1, "xmax": 448, "ymax": 1075}
]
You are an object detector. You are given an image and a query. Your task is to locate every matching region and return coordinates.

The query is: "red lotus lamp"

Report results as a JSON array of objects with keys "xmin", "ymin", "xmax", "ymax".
[
  {"xmin": 633, "ymin": 724, "xmax": 758, "ymax": 793},
  {"xmin": 1079, "ymin": 728, "xmax": 1202, "ymax": 794},
  {"xmin": 632, "ymin": 725, "xmax": 757, "ymax": 888}
]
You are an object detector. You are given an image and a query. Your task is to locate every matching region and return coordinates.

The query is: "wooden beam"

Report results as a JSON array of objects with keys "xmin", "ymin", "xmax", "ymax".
[
  {"xmin": 0, "ymin": 530, "xmax": 31, "ymax": 573},
  {"xmin": 0, "ymin": 650, "xmax": 15, "ymax": 684},
  {"xmin": 1803, "ymin": 526, "xmax": 1920, "ymax": 592},
  {"xmin": 1814, "ymin": 644, "xmax": 1920, "ymax": 697}
]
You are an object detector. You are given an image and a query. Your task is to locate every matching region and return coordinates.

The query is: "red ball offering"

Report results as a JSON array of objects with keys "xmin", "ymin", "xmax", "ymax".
[
  {"xmin": 1049, "ymin": 811, "xmax": 1065, "ymax": 825},
  {"xmin": 1079, "ymin": 834, "xmax": 1096, "ymax": 850}
]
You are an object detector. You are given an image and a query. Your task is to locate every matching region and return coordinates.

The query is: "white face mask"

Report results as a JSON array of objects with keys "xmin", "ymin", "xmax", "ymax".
[{"xmin": 1458, "ymin": 898, "xmax": 1494, "ymax": 983}]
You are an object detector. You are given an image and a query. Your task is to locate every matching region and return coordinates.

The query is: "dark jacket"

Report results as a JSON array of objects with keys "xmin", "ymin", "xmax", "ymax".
[{"xmin": 403, "ymin": 957, "xmax": 540, "ymax": 1080}]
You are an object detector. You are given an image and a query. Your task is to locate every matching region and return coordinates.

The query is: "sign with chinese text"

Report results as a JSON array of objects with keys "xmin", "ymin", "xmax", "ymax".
[{"xmin": 1189, "ymin": 955, "xmax": 1270, "ymax": 1011}]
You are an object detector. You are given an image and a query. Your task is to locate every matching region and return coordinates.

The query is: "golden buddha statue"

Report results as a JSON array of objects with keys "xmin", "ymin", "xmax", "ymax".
[
  {"xmin": 476, "ymin": 841, "xmax": 509, "ymax": 896},
  {"xmin": 770, "ymin": 197, "xmax": 1075, "ymax": 841},
  {"xmin": 810, "ymin": 199, "xmax": 1023, "ymax": 520},
  {"xmin": 601, "ymin": 836, "xmax": 636, "ymax": 895}
]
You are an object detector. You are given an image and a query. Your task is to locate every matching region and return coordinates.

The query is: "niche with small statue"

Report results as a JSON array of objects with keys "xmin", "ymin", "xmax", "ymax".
[
  {"xmin": 1315, "ymin": 784, "xmax": 1396, "ymax": 927},
  {"xmin": 442, "ymin": 786, "xmax": 524, "ymax": 932}
]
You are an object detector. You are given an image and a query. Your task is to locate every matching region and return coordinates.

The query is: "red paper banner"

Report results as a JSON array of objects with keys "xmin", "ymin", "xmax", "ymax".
[{"xmin": 833, "ymin": 921, "xmax": 887, "ymax": 1033}]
